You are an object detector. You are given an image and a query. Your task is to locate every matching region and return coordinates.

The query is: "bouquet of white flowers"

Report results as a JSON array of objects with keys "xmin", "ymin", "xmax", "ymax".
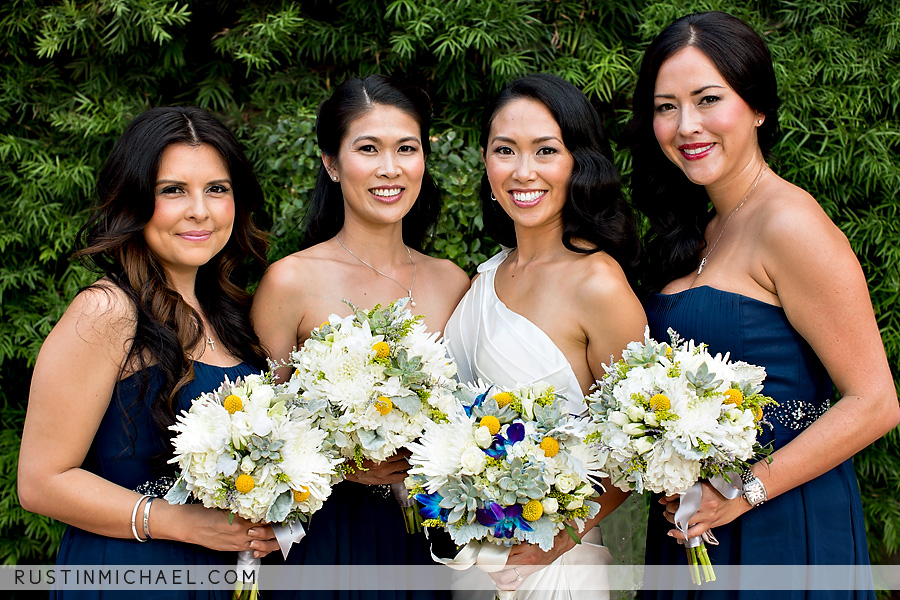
[
  {"xmin": 586, "ymin": 327, "xmax": 775, "ymax": 584},
  {"xmin": 406, "ymin": 382, "xmax": 604, "ymax": 574},
  {"xmin": 165, "ymin": 371, "xmax": 342, "ymax": 599},
  {"xmin": 286, "ymin": 298, "xmax": 459, "ymax": 532}
]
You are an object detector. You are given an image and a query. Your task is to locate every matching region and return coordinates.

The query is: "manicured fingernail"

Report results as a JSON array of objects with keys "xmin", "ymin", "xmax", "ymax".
[
  {"xmin": 667, "ymin": 531, "xmax": 674, "ymax": 537},
  {"xmin": 248, "ymin": 529, "xmax": 257, "ymax": 536}
]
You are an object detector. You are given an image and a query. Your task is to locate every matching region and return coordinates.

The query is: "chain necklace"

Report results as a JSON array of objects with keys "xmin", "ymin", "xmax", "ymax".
[
  {"xmin": 337, "ymin": 235, "xmax": 417, "ymax": 306},
  {"xmin": 697, "ymin": 166, "xmax": 767, "ymax": 275}
]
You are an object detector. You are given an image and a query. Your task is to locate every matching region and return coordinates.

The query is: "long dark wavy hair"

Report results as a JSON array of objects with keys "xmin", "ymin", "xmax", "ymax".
[
  {"xmin": 479, "ymin": 73, "xmax": 640, "ymax": 281},
  {"xmin": 75, "ymin": 106, "xmax": 268, "ymax": 464},
  {"xmin": 622, "ymin": 11, "xmax": 781, "ymax": 296},
  {"xmin": 303, "ymin": 75, "xmax": 440, "ymax": 249}
]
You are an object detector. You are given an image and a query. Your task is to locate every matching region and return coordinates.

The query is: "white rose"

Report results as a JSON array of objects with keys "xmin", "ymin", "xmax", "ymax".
[
  {"xmin": 459, "ymin": 444, "xmax": 487, "ymax": 475},
  {"xmin": 541, "ymin": 497, "xmax": 559, "ymax": 514},
  {"xmin": 566, "ymin": 498, "xmax": 583, "ymax": 510},
  {"xmin": 634, "ymin": 437, "xmax": 654, "ymax": 455},
  {"xmin": 240, "ymin": 455, "xmax": 256, "ymax": 473},
  {"xmin": 623, "ymin": 423, "xmax": 645, "ymax": 436},
  {"xmin": 555, "ymin": 473, "xmax": 578, "ymax": 494},
  {"xmin": 625, "ymin": 405, "xmax": 646, "ymax": 422},
  {"xmin": 474, "ymin": 425, "xmax": 493, "ymax": 448},
  {"xmin": 609, "ymin": 411, "xmax": 629, "ymax": 426}
]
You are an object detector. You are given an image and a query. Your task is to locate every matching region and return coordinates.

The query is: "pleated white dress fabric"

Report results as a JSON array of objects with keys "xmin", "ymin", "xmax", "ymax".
[{"xmin": 444, "ymin": 249, "xmax": 612, "ymax": 600}]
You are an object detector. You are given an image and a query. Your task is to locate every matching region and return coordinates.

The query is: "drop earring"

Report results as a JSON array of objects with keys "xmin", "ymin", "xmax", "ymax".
[{"xmin": 490, "ymin": 192, "xmax": 497, "ymax": 202}]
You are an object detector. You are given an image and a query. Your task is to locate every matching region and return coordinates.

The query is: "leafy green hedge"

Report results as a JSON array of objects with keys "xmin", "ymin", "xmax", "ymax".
[{"xmin": 2, "ymin": 0, "xmax": 898, "ymax": 567}]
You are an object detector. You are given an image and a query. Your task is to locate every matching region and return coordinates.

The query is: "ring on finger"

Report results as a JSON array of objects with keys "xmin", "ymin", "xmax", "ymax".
[{"xmin": 513, "ymin": 567, "xmax": 523, "ymax": 582}]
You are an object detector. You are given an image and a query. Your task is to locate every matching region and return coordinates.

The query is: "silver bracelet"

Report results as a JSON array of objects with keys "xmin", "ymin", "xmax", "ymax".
[
  {"xmin": 131, "ymin": 495, "xmax": 151, "ymax": 542},
  {"xmin": 142, "ymin": 496, "xmax": 154, "ymax": 540}
]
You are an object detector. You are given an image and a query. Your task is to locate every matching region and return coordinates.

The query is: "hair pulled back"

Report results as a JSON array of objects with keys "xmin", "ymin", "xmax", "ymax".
[{"xmin": 304, "ymin": 75, "xmax": 440, "ymax": 249}]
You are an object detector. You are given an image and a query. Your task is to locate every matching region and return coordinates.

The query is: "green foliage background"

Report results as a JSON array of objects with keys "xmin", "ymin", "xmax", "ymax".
[{"xmin": 2, "ymin": 0, "xmax": 898, "ymax": 569}]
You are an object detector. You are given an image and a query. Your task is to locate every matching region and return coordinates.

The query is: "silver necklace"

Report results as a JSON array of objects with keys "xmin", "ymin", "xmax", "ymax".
[
  {"xmin": 337, "ymin": 235, "xmax": 417, "ymax": 306},
  {"xmin": 697, "ymin": 166, "xmax": 767, "ymax": 275}
]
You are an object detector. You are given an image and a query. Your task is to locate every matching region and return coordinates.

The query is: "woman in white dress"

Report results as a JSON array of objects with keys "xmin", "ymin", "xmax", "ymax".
[{"xmin": 444, "ymin": 74, "xmax": 647, "ymax": 598}]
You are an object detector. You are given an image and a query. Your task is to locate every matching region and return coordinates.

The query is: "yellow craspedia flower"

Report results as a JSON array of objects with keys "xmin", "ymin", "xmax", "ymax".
[
  {"xmin": 522, "ymin": 499, "xmax": 543, "ymax": 522},
  {"xmin": 649, "ymin": 393, "xmax": 670, "ymax": 411},
  {"xmin": 665, "ymin": 346, "xmax": 673, "ymax": 359},
  {"xmin": 754, "ymin": 406, "xmax": 764, "ymax": 421},
  {"xmin": 235, "ymin": 474, "xmax": 255, "ymax": 493},
  {"xmin": 723, "ymin": 388, "xmax": 744, "ymax": 406},
  {"xmin": 493, "ymin": 392, "xmax": 513, "ymax": 408},
  {"xmin": 223, "ymin": 395, "xmax": 243, "ymax": 414},
  {"xmin": 372, "ymin": 341, "xmax": 391, "ymax": 358},
  {"xmin": 479, "ymin": 415, "xmax": 501, "ymax": 436},
  {"xmin": 293, "ymin": 486, "xmax": 311, "ymax": 502},
  {"xmin": 539, "ymin": 437, "xmax": 560, "ymax": 458},
  {"xmin": 374, "ymin": 396, "xmax": 393, "ymax": 415}
]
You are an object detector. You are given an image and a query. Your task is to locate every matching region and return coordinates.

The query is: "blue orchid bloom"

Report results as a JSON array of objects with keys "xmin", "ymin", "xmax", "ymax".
[
  {"xmin": 483, "ymin": 422, "xmax": 526, "ymax": 459},
  {"xmin": 416, "ymin": 492, "xmax": 449, "ymax": 523},
  {"xmin": 463, "ymin": 386, "xmax": 494, "ymax": 417},
  {"xmin": 476, "ymin": 502, "xmax": 534, "ymax": 538}
]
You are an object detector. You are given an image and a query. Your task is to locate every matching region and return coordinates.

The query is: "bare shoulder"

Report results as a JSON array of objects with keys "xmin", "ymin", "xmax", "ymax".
[
  {"xmin": 414, "ymin": 252, "xmax": 471, "ymax": 292},
  {"xmin": 258, "ymin": 247, "xmax": 332, "ymax": 296},
  {"xmin": 65, "ymin": 280, "xmax": 136, "ymax": 346},
  {"xmin": 755, "ymin": 179, "xmax": 847, "ymax": 250},
  {"xmin": 569, "ymin": 251, "xmax": 637, "ymax": 306}
]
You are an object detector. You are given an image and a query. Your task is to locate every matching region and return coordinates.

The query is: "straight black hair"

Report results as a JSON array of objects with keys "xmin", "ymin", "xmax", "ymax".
[{"xmin": 303, "ymin": 75, "xmax": 440, "ymax": 249}]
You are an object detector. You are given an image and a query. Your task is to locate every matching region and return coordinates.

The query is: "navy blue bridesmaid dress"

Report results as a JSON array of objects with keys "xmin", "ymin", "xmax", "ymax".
[
  {"xmin": 263, "ymin": 479, "xmax": 448, "ymax": 600},
  {"xmin": 642, "ymin": 286, "xmax": 873, "ymax": 600},
  {"xmin": 52, "ymin": 361, "xmax": 258, "ymax": 600}
]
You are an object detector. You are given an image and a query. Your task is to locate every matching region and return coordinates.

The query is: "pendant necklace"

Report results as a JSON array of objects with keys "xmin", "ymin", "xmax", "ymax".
[
  {"xmin": 697, "ymin": 166, "xmax": 767, "ymax": 275},
  {"xmin": 337, "ymin": 235, "xmax": 417, "ymax": 307}
]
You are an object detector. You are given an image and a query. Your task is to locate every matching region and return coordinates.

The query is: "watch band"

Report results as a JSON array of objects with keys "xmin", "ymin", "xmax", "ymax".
[{"xmin": 741, "ymin": 470, "xmax": 767, "ymax": 507}]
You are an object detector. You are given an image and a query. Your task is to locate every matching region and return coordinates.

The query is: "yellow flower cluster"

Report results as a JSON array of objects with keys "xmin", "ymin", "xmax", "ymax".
[
  {"xmin": 522, "ymin": 499, "xmax": 543, "ymax": 521},
  {"xmin": 723, "ymin": 388, "xmax": 743, "ymax": 406},
  {"xmin": 372, "ymin": 342, "xmax": 391, "ymax": 358},
  {"xmin": 493, "ymin": 392, "xmax": 513, "ymax": 408},
  {"xmin": 540, "ymin": 437, "xmax": 559, "ymax": 457},
  {"xmin": 293, "ymin": 486, "xmax": 310, "ymax": 502},
  {"xmin": 479, "ymin": 415, "xmax": 500, "ymax": 435},
  {"xmin": 374, "ymin": 396, "xmax": 393, "ymax": 415},
  {"xmin": 650, "ymin": 393, "xmax": 670, "ymax": 411},
  {"xmin": 235, "ymin": 474, "xmax": 255, "ymax": 493},
  {"xmin": 223, "ymin": 394, "xmax": 243, "ymax": 414}
]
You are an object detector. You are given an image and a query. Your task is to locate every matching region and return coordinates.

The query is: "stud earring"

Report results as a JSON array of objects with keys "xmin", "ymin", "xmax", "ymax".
[
  {"xmin": 757, "ymin": 119, "xmax": 763, "ymax": 125},
  {"xmin": 332, "ymin": 175, "xmax": 338, "ymax": 182}
]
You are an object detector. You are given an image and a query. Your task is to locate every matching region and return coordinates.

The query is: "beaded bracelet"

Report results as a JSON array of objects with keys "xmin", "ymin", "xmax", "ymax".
[
  {"xmin": 142, "ymin": 496, "xmax": 154, "ymax": 540},
  {"xmin": 131, "ymin": 495, "xmax": 151, "ymax": 542}
]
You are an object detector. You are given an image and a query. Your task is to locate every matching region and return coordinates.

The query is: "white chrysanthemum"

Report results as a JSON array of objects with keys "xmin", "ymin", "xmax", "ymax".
[
  {"xmin": 643, "ymin": 441, "xmax": 700, "ymax": 494},
  {"xmin": 407, "ymin": 411, "xmax": 477, "ymax": 491}
]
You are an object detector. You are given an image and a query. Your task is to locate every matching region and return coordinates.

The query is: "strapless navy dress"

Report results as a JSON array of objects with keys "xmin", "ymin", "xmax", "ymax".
[
  {"xmin": 642, "ymin": 286, "xmax": 873, "ymax": 600},
  {"xmin": 52, "ymin": 361, "xmax": 258, "ymax": 599},
  {"xmin": 263, "ymin": 478, "xmax": 447, "ymax": 600}
]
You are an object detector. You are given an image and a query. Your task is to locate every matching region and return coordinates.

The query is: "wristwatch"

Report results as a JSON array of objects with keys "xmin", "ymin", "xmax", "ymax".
[{"xmin": 741, "ymin": 470, "xmax": 767, "ymax": 507}]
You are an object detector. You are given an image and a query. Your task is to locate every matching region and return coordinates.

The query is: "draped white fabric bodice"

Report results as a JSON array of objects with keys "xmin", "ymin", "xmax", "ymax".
[
  {"xmin": 445, "ymin": 249, "xmax": 586, "ymax": 415},
  {"xmin": 444, "ymin": 249, "xmax": 611, "ymax": 599}
]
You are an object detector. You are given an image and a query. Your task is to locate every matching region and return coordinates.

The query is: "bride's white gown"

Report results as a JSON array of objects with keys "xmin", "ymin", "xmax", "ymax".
[{"xmin": 444, "ymin": 249, "xmax": 612, "ymax": 600}]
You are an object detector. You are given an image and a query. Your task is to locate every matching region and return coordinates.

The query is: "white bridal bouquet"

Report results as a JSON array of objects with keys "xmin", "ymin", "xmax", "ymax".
[
  {"xmin": 586, "ymin": 327, "xmax": 775, "ymax": 584},
  {"xmin": 165, "ymin": 371, "xmax": 342, "ymax": 599},
  {"xmin": 406, "ymin": 382, "xmax": 604, "ymax": 590},
  {"xmin": 286, "ymin": 298, "xmax": 459, "ymax": 532}
]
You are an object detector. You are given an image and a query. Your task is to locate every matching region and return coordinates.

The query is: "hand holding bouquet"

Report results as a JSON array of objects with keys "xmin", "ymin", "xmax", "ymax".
[
  {"xmin": 166, "ymin": 371, "xmax": 342, "ymax": 599},
  {"xmin": 286, "ymin": 298, "xmax": 459, "ymax": 532},
  {"xmin": 587, "ymin": 327, "xmax": 775, "ymax": 584},
  {"xmin": 406, "ymin": 382, "xmax": 604, "ymax": 598}
]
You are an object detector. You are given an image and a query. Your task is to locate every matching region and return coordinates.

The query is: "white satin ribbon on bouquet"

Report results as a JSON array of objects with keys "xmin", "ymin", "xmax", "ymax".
[
  {"xmin": 273, "ymin": 521, "xmax": 307, "ymax": 559},
  {"xmin": 673, "ymin": 475, "xmax": 743, "ymax": 547},
  {"xmin": 430, "ymin": 539, "xmax": 516, "ymax": 599}
]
